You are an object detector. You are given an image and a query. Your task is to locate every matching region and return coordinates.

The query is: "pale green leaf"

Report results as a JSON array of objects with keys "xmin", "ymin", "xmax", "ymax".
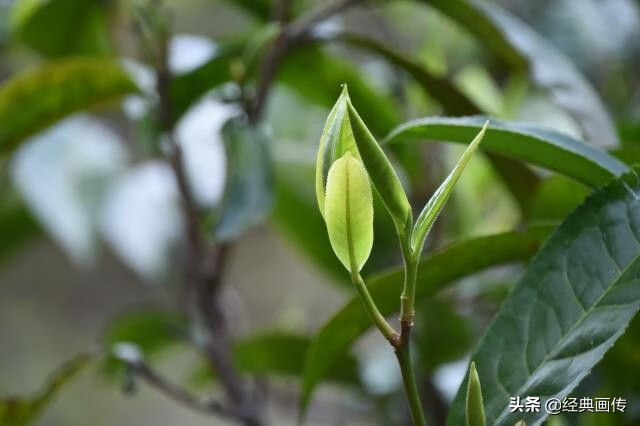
[
  {"xmin": 315, "ymin": 86, "xmax": 357, "ymax": 216},
  {"xmin": 324, "ymin": 153, "xmax": 374, "ymax": 273}
]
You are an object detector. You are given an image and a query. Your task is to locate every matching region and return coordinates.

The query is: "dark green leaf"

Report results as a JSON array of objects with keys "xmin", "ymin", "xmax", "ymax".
[
  {"xmin": 0, "ymin": 353, "xmax": 94, "ymax": 426},
  {"xmin": 301, "ymin": 225, "xmax": 555, "ymax": 410},
  {"xmin": 215, "ymin": 117, "xmax": 274, "ymax": 242},
  {"xmin": 385, "ymin": 117, "xmax": 628, "ymax": 187},
  {"xmin": 421, "ymin": 0, "xmax": 618, "ymax": 147},
  {"xmin": 10, "ymin": 0, "xmax": 111, "ymax": 57},
  {"xmin": 0, "ymin": 58, "xmax": 138, "ymax": 154},
  {"xmin": 447, "ymin": 167, "xmax": 640, "ymax": 425}
]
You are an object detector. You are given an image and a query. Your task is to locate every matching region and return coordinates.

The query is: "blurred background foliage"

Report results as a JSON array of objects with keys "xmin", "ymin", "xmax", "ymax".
[{"xmin": 0, "ymin": 0, "xmax": 639, "ymax": 425}]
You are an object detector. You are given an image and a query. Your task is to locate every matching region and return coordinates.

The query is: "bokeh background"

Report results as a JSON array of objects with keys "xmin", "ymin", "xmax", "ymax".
[{"xmin": 0, "ymin": 0, "xmax": 639, "ymax": 425}]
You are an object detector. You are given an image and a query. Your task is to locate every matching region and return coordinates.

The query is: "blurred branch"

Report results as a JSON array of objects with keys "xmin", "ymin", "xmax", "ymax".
[
  {"xmin": 248, "ymin": 0, "xmax": 365, "ymax": 122},
  {"xmin": 137, "ymin": 2, "xmax": 261, "ymax": 425},
  {"xmin": 127, "ymin": 361, "xmax": 252, "ymax": 422}
]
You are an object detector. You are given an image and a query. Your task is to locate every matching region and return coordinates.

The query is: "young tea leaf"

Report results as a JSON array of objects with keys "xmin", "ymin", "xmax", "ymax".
[
  {"xmin": 412, "ymin": 121, "xmax": 487, "ymax": 254},
  {"xmin": 315, "ymin": 86, "xmax": 357, "ymax": 217},
  {"xmin": 466, "ymin": 362, "xmax": 486, "ymax": 426},
  {"xmin": 324, "ymin": 153, "xmax": 374, "ymax": 274},
  {"xmin": 301, "ymin": 225, "xmax": 554, "ymax": 412},
  {"xmin": 346, "ymin": 96, "xmax": 412, "ymax": 235}
]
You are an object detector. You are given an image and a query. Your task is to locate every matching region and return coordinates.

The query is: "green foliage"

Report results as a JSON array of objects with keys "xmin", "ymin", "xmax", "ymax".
[
  {"xmin": 301, "ymin": 225, "xmax": 554, "ymax": 411},
  {"xmin": 214, "ymin": 117, "xmax": 274, "ymax": 241},
  {"xmin": 466, "ymin": 362, "xmax": 486, "ymax": 426},
  {"xmin": 0, "ymin": 58, "xmax": 138, "ymax": 154},
  {"xmin": 323, "ymin": 153, "xmax": 374, "ymax": 274},
  {"xmin": 10, "ymin": 0, "xmax": 111, "ymax": 57},
  {"xmin": 411, "ymin": 121, "xmax": 486, "ymax": 254},
  {"xmin": 447, "ymin": 167, "xmax": 640, "ymax": 425},
  {"xmin": 0, "ymin": 353, "xmax": 94, "ymax": 426},
  {"xmin": 421, "ymin": 0, "xmax": 619, "ymax": 146},
  {"xmin": 386, "ymin": 116, "xmax": 628, "ymax": 187}
]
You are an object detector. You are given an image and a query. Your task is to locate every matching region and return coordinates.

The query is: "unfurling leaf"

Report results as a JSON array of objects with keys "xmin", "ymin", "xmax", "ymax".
[
  {"xmin": 315, "ymin": 86, "xmax": 357, "ymax": 217},
  {"xmin": 324, "ymin": 153, "xmax": 374, "ymax": 274},
  {"xmin": 514, "ymin": 421, "xmax": 526, "ymax": 426},
  {"xmin": 346, "ymin": 95, "xmax": 412, "ymax": 235},
  {"xmin": 412, "ymin": 121, "xmax": 487, "ymax": 254},
  {"xmin": 466, "ymin": 362, "xmax": 486, "ymax": 426}
]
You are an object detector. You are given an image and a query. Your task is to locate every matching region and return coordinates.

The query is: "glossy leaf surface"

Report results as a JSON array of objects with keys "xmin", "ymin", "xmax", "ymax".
[
  {"xmin": 386, "ymin": 117, "xmax": 628, "ymax": 187},
  {"xmin": 447, "ymin": 167, "xmax": 640, "ymax": 425}
]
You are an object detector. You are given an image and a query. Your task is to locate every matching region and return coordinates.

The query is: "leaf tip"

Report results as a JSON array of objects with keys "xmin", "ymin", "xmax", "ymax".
[{"xmin": 466, "ymin": 361, "xmax": 486, "ymax": 426}]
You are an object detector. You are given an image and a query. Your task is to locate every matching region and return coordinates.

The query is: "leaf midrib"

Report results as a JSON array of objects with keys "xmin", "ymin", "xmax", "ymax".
[{"xmin": 344, "ymin": 160, "xmax": 356, "ymax": 274}]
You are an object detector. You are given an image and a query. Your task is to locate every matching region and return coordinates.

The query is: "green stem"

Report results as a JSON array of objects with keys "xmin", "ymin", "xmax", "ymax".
[
  {"xmin": 397, "ymin": 235, "xmax": 428, "ymax": 425},
  {"xmin": 399, "ymin": 238, "xmax": 418, "ymax": 324},
  {"xmin": 352, "ymin": 273, "xmax": 398, "ymax": 343},
  {"xmin": 395, "ymin": 332, "xmax": 428, "ymax": 426}
]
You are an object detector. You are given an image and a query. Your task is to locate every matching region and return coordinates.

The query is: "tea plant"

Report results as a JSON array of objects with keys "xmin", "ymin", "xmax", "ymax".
[{"xmin": 0, "ymin": 0, "xmax": 639, "ymax": 425}]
